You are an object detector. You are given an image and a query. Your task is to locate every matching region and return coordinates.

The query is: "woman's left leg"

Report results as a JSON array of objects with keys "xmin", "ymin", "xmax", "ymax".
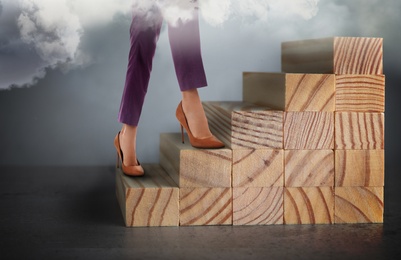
[{"xmin": 167, "ymin": 11, "xmax": 215, "ymax": 139}]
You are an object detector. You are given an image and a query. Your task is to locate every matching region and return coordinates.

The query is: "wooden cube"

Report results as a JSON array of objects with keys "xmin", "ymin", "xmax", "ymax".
[
  {"xmin": 284, "ymin": 187, "xmax": 335, "ymax": 224},
  {"xmin": 233, "ymin": 149, "xmax": 284, "ymax": 187},
  {"xmin": 282, "ymin": 37, "xmax": 383, "ymax": 75},
  {"xmin": 285, "ymin": 150, "xmax": 334, "ymax": 187},
  {"xmin": 336, "ymin": 75, "xmax": 385, "ymax": 112},
  {"xmin": 160, "ymin": 133, "xmax": 232, "ymax": 188},
  {"xmin": 335, "ymin": 150, "xmax": 385, "ymax": 187},
  {"xmin": 243, "ymin": 72, "xmax": 335, "ymax": 111},
  {"xmin": 284, "ymin": 112, "xmax": 334, "ymax": 150},
  {"xmin": 204, "ymin": 101, "xmax": 284, "ymax": 149},
  {"xmin": 335, "ymin": 112, "xmax": 384, "ymax": 150},
  {"xmin": 180, "ymin": 188, "xmax": 232, "ymax": 226},
  {"xmin": 335, "ymin": 187, "xmax": 384, "ymax": 223},
  {"xmin": 233, "ymin": 187, "xmax": 283, "ymax": 226},
  {"xmin": 116, "ymin": 165, "xmax": 179, "ymax": 227}
]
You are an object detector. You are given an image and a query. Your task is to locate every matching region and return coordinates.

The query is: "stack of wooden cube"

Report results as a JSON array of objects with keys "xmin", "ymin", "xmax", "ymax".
[
  {"xmin": 280, "ymin": 37, "xmax": 385, "ymax": 224},
  {"xmin": 116, "ymin": 37, "xmax": 385, "ymax": 227}
]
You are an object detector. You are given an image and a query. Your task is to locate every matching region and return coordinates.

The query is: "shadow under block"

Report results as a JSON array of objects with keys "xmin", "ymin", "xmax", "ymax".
[
  {"xmin": 335, "ymin": 112, "xmax": 384, "ymax": 150},
  {"xmin": 243, "ymin": 72, "xmax": 335, "ymax": 111},
  {"xmin": 203, "ymin": 101, "xmax": 283, "ymax": 149},
  {"xmin": 180, "ymin": 188, "xmax": 232, "ymax": 226},
  {"xmin": 336, "ymin": 75, "xmax": 385, "ymax": 112},
  {"xmin": 159, "ymin": 133, "xmax": 232, "ymax": 188},
  {"xmin": 116, "ymin": 165, "xmax": 179, "ymax": 227},
  {"xmin": 282, "ymin": 37, "xmax": 383, "ymax": 75},
  {"xmin": 285, "ymin": 150, "xmax": 334, "ymax": 187},
  {"xmin": 233, "ymin": 149, "xmax": 284, "ymax": 187},
  {"xmin": 335, "ymin": 187, "xmax": 384, "ymax": 223},
  {"xmin": 233, "ymin": 187, "xmax": 283, "ymax": 226},
  {"xmin": 335, "ymin": 150, "xmax": 385, "ymax": 187},
  {"xmin": 284, "ymin": 187, "xmax": 335, "ymax": 224},
  {"xmin": 284, "ymin": 112, "xmax": 334, "ymax": 150}
]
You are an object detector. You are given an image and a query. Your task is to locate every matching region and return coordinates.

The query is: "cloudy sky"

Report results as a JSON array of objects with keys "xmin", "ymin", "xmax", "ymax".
[
  {"xmin": 0, "ymin": 0, "xmax": 400, "ymax": 166},
  {"xmin": 0, "ymin": 0, "xmax": 323, "ymax": 90}
]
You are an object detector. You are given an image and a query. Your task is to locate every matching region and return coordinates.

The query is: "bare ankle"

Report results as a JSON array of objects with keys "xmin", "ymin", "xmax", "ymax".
[
  {"xmin": 119, "ymin": 124, "xmax": 138, "ymax": 166},
  {"xmin": 180, "ymin": 91, "xmax": 212, "ymax": 139}
]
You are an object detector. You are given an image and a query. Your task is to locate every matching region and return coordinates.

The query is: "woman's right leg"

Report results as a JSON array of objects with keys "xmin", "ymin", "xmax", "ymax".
[{"xmin": 117, "ymin": 10, "xmax": 163, "ymax": 167}]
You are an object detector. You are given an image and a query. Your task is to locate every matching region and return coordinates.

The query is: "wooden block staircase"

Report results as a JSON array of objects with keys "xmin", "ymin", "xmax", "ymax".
[{"xmin": 116, "ymin": 36, "xmax": 385, "ymax": 227}]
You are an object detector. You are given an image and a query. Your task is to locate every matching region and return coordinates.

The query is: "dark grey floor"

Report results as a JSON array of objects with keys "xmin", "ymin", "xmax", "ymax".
[{"xmin": 0, "ymin": 165, "xmax": 400, "ymax": 260}]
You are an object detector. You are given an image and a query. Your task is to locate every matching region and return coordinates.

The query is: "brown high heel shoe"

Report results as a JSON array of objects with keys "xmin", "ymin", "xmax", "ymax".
[
  {"xmin": 176, "ymin": 101, "xmax": 225, "ymax": 149},
  {"xmin": 114, "ymin": 132, "xmax": 144, "ymax": 177}
]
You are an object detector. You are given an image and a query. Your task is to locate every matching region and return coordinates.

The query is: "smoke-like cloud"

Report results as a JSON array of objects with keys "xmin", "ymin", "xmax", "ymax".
[
  {"xmin": 0, "ymin": 0, "xmax": 321, "ymax": 90},
  {"xmin": 200, "ymin": 0, "xmax": 319, "ymax": 26},
  {"xmin": 0, "ymin": 0, "xmax": 133, "ymax": 89},
  {"xmin": 17, "ymin": 0, "xmax": 82, "ymax": 67}
]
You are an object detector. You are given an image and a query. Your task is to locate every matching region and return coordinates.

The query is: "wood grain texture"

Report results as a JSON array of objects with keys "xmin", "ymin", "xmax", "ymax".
[
  {"xmin": 284, "ymin": 112, "xmax": 334, "ymax": 150},
  {"xmin": 336, "ymin": 75, "xmax": 385, "ymax": 112},
  {"xmin": 233, "ymin": 149, "xmax": 283, "ymax": 187},
  {"xmin": 335, "ymin": 187, "xmax": 384, "ymax": 223},
  {"xmin": 285, "ymin": 150, "xmax": 334, "ymax": 187},
  {"xmin": 333, "ymin": 37, "xmax": 383, "ymax": 75},
  {"xmin": 116, "ymin": 165, "xmax": 179, "ymax": 227},
  {"xmin": 204, "ymin": 101, "xmax": 283, "ymax": 149},
  {"xmin": 160, "ymin": 133, "xmax": 232, "ymax": 188},
  {"xmin": 284, "ymin": 187, "xmax": 335, "ymax": 224},
  {"xmin": 335, "ymin": 112, "xmax": 384, "ymax": 150},
  {"xmin": 335, "ymin": 150, "xmax": 385, "ymax": 187},
  {"xmin": 180, "ymin": 188, "xmax": 232, "ymax": 226},
  {"xmin": 243, "ymin": 72, "xmax": 335, "ymax": 111},
  {"xmin": 282, "ymin": 37, "xmax": 383, "ymax": 75},
  {"xmin": 233, "ymin": 187, "xmax": 283, "ymax": 226}
]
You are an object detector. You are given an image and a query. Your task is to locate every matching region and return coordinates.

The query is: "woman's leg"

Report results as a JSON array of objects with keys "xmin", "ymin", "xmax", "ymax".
[
  {"xmin": 181, "ymin": 89, "xmax": 212, "ymax": 138},
  {"xmin": 117, "ymin": 11, "xmax": 163, "ymax": 166},
  {"xmin": 168, "ymin": 11, "xmax": 213, "ymax": 139},
  {"xmin": 118, "ymin": 13, "xmax": 163, "ymax": 126}
]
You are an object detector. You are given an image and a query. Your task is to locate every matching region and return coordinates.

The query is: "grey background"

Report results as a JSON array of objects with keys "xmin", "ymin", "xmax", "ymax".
[{"xmin": 0, "ymin": 0, "xmax": 400, "ymax": 168}]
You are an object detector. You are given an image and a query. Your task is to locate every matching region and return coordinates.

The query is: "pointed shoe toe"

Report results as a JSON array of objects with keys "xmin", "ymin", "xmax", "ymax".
[
  {"xmin": 121, "ymin": 162, "xmax": 145, "ymax": 177},
  {"xmin": 191, "ymin": 135, "xmax": 225, "ymax": 149}
]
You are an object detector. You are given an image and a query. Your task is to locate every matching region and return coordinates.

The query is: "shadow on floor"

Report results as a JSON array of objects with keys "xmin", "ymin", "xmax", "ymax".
[{"xmin": 0, "ymin": 165, "xmax": 400, "ymax": 259}]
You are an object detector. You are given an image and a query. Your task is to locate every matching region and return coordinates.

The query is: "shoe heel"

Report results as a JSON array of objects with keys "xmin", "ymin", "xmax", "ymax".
[
  {"xmin": 116, "ymin": 152, "xmax": 120, "ymax": 169},
  {"xmin": 180, "ymin": 125, "xmax": 185, "ymax": 144}
]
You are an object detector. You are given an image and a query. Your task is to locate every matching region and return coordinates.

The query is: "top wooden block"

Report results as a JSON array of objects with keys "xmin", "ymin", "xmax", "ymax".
[
  {"xmin": 243, "ymin": 72, "xmax": 335, "ymax": 111},
  {"xmin": 282, "ymin": 37, "xmax": 383, "ymax": 75}
]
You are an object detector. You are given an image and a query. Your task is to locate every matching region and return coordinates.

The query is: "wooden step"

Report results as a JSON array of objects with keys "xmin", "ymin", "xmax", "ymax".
[
  {"xmin": 116, "ymin": 164, "xmax": 179, "ymax": 227},
  {"xmin": 335, "ymin": 150, "xmax": 385, "ymax": 187},
  {"xmin": 233, "ymin": 187, "xmax": 284, "ymax": 226},
  {"xmin": 159, "ymin": 133, "xmax": 232, "ymax": 188},
  {"xmin": 203, "ymin": 101, "xmax": 283, "ymax": 149},
  {"xmin": 284, "ymin": 187, "xmax": 335, "ymax": 224},
  {"xmin": 282, "ymin": 37, "xmax": 383, "ymax": 75},
  {"xmin": 284, "ymin": 150, "xmax": 334, "ymax": 187},
  {"xmin": 284, "ymin": 112, "xmax": 334, "ymax": 150},
  {"xmin": 180, "ymin": 188, "xmax": 233, "ymax": 226},
  {"xmin": 335, "ymin": 187, "xmax": 384, "ymax": 223},
  {"xmin": 335, "ymin": 112, "xmax": 384, "ymax": 150},
  {"xmin": 243, "ymin": 72, "xmax": 335, "ymax": 111},
  {"xmin": 336, "ymin": 75, "xmax": 385, "ymax": 112}
]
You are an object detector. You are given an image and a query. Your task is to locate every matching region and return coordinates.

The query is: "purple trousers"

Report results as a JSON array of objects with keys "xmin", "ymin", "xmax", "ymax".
[{"xmin": 118, "ymin": 9, "xmax": 208, "ymax": 126}]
